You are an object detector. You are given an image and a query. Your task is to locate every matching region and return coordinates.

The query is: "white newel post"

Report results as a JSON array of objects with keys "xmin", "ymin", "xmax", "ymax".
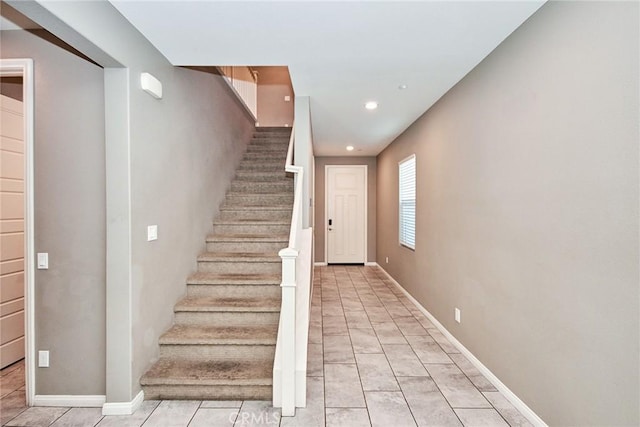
[{"xmin": 279, "ymin": 247, "xmax": 298, "ymax": 417}]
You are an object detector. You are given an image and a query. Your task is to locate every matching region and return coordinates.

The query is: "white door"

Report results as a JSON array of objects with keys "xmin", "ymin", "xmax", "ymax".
[
  {"xmin": 1, "ymin": 93, "xmax": 25, "ymax": 368},
  {"xmin": 326, "ymin": 166, "xmax": 366, "ymax": 264}
]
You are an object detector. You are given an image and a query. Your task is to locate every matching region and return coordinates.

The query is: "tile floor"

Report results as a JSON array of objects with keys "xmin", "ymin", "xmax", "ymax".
[{"xmin": 0, "ymin": 266, "xmax": 532, "ymax": 426}]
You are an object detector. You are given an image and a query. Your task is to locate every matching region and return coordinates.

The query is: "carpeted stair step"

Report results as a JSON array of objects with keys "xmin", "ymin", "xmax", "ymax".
[
  {"xmin": 230, "ymin": 180, "xmax": 292, "ymax": 194},
  {"xmin": 225, "ymin": 193, "xmax": 293, "ymax": 206},
  {"xmin": 234, "ymin": 170, "xmax": 290, "ymax": 181},
  {"xmin": 140, "ymin": 358, "xmax": 272, "ymax": 400},
  {"xmin": 174, "ymin": 295, "xmax": 280, "ymax": 325},
  {"xmin": 141, "ymin": 126, "xmax": 290, "ymax": 401},
  {"xmin": 253, "ymin": 128, "xmax": 291, "ymax": 136},
  {"xmin": 206, "ymin": 233, "xmax": 288, "ymax": 252},
  {"xmin": 251, "ymin": 134, "xmax": 291, "ymax": 141},
  {"xmin": 159, "ymin": 324, "xmax": 277, "ymax": 360},
  {"xmin": 218, "ymin": 205, "xmax": 291, "ymax": 221},
  {"xmin": 212, "ymin": 219, "xmax": 290, "ymax": 235},
  {"xmin": 243, "ymin": 150, "xmax": 287, "ymax": 158},
  {"xmin": 197, "ymin": 251, "xmax": 281, "ymax": 274},
  {"xmin": 238, "ymin": 161, "xmax": 287, "ymax": 172},
  {"xmin": 245, "ymin": 144, "xmax": 291, "ymax": 153},
  {"xmin": 186, "ymin": 272, "xmax": 281, "ymax": 298}
]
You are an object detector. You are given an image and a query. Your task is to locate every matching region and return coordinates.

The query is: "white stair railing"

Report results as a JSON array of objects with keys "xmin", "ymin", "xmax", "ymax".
[
  {"xmin": 273, "ymin": 122, "xmax": 313, "ymax": 416},
  {"xmin": 218, "ymin": 66, "xmax": 258, "ymax": 120}
]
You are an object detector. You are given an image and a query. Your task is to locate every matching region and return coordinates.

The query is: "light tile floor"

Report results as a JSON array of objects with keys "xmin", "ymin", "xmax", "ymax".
[{"xmin": 0, "ymin": 266, "xmax": 532, "ymax": 426}]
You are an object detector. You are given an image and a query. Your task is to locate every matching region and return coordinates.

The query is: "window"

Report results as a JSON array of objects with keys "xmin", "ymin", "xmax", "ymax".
[{"xmin": 399, "ymin": 155, "xmax": 416, "ymax": 249}]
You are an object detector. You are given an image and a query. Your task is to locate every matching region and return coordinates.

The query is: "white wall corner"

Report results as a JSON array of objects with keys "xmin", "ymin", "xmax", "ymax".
[
  {"xmin": 376, "ymin": 266, "xmax": 548, "ymax": 427},
  {"xmin": 33, "ymin": 395, "xmax": 106, "ymax": 407},
  {"xmin": 101, "ymin": 390, "xmax": 144, "ymax": 416}
]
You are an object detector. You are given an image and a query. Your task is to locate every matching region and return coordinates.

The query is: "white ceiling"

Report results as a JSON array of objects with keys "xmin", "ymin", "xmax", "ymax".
[{"xmin": 110, "ymin": 1, "xmax": 545, "ymax": 156}]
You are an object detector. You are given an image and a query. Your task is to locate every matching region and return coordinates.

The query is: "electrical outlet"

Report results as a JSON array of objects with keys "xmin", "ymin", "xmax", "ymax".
[
  {"xmin": 38, "ymin": 350, "xmax": 50, "ymax": 368},
  {"xmin": 455, "ymin": 308, "xmax": 461, "ymax": 323},
  {"xmin": 385, "ymin": 256, "xmax": 389, "ymax": 264}
]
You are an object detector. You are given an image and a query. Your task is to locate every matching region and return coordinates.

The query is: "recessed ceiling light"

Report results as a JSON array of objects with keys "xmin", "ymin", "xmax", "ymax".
[
  {"xmin": 364, "ymin": 101, "xmax": 378, "ymax": 110},
  {"xmin": 398, "ymin": 84, "xmax": 408, "ymax": 90},
  {"xmin": 346, "ymin": 146, "xmax": 355, "ymax": 151}
]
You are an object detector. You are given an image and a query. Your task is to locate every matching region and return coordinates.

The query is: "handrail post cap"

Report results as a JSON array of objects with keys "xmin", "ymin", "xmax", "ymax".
[{"xmin": 279, "ymin": 247, "xmax": 299, "ymax": 258}]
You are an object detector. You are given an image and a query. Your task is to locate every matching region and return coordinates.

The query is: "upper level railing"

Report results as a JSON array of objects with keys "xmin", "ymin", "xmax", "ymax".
[
  {"xmin": 272, "ymin": 118, "xmax": 314, "ymax": 416},
  {"xmin": 219, "ymin": 66, "xmax": 258, "ymax": 120}
]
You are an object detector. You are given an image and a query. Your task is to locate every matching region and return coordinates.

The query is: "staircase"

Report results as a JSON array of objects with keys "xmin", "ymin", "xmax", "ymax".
[{"xmin": 140, "ymin": 127, "xmax": 293, "ymax": 400}]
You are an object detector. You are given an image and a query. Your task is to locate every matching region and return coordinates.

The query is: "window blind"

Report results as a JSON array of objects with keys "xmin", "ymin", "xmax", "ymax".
[{"xmin": 399, "ymin": 155, "xmax": 416, "ymax": 249}]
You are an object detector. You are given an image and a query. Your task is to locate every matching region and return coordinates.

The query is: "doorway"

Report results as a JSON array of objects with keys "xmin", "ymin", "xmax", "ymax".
[
  {"xmin": 1, "ymin": 59, "xmax": 35, "ymax": 408},
  {"xmin": 325, "ymin": 165, "xmax": 367, "ymax": 264}
]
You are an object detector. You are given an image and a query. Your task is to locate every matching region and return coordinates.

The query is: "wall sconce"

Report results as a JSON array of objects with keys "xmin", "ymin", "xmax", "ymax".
[{"xmin": 140, "ymin": 72, "xmax": 162, "ymax": 99}]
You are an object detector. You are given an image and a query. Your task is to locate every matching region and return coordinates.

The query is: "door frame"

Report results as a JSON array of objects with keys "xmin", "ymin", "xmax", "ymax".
[
  {"xmin": 324, "ymin": 165, "xmax": 367, "ymax": 264},
  {"xmin": 1, "ymin": 58, "xmax": 35, "ymax": 406}
]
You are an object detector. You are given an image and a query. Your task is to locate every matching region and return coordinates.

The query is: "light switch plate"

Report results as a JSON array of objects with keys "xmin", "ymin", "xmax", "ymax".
[
  {"xmin": 284, "ymin": 95, "xmax": 291, "ymax": 102},
  {"xmin": 38, "ymin": 350, "xmax": 49, "ymax": 367},
  {"xmin": 147, "ymin": 225, "xmax": 158, "ymax": 241},
  {"xmin": 37, "ymin": 253, "xmax": 48, "ymax": 269}
]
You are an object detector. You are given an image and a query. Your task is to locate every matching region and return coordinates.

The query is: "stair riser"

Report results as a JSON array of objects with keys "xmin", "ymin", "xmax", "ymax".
[
  {"xmin": 206, "ymin": 241, "xmax": 288, "ymax": 253},
  {"xmin": 230, "ymin": 182, "xmax": 293, "ymax": 193},
  {"xmin": 219, "ymin": 209, "xmax": 291, "ymax": 221},
  {"xmin": 226, "ymin": 194, "xmax": 293, "ymax": 205},
  {"xmin": 212, "ymin": 223, "xmax": 290, "ymax": 235},
  {"xmin": 142, "ymin": 385, "xmax": 271, "ymax": 401},
  {"xmin": 187, "ymin": 284, "xmax": 281, "ymax": 299},
  {"xmin": 234, "ymin": 174, "xmax": 290, "ymax": 183},
  {"xmin": 246, "ymin": 145, "xmax": 289, "ymax": 152},
  {"xmin": 243, "ymin": 151, "xmax": 287, "ymax": 159},
  {"xmin": 237, "ymin": 168, "xmax": 286, "ymax": 175},
  {"xmin": 251, "ymin": 135, "xmax": 290, "ymax": 140},
  {"xmin": 198, "ymin": 260, "xmax": 281, "ymax": 274},
  {"xmin": 159, "ymin": 344, "xmax": 275, "ymax": 361},
  {"xmin": 253, "ymin": 131, "xmax": 291, "ymax": 136},
  {"xmin": 240, "ymin": 159, "xmax": 284, "ymax": 166},
  {"xmin": 247, "ymin": 143, "xmax": 289, "ymax": 149},
  {"xmin": 253, "ymin": 131, "xmax": 290, "ymax": 136},
  {"xmin": 238, "ymin": 165, "xmax": 286, "ymax": 173},
  {"xmin": 174, "ymin": 311, "xmax": 280, "ymax": 326}
]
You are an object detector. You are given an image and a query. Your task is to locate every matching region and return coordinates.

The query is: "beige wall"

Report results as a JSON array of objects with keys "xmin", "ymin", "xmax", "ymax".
[
  {"xmin": 255, "ymin": 66, "xmax": 294, "ymax": 127},
  {"xmin": 315, "ymin": 156, "xmax": 376, "ymax": 263},
  {"xmin": 376, "ymin": 2, "xmax": 639, "ymax": 425},
  {"xmin": 1, "ymin": 29, "xmax": 106, "ymax": 394}
]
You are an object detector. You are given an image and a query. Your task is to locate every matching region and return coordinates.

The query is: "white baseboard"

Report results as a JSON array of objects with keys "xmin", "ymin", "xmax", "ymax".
[
  {"xmin": 377, "ymin": 266, "xmax": 547, "ymax": 427},
  {"xmin": 101, "ymin": 390, "xmax": 144, "ymax": 416},
  {"xmin": 315, "ymin": 262, "xmax": 379, "ymax": 267},
  {"xmin": 33, "ymin": 395, "xmax": 106, "ymax": 407}
]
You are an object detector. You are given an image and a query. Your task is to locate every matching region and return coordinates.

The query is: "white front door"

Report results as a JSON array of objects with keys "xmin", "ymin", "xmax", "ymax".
[
  {"xmin": 326, "ymin": 165, "xmax": 366, "ymax": 264},
  {"xmin": 1, "ymin": 94, "xmax": 25, "ymax": 368}
]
